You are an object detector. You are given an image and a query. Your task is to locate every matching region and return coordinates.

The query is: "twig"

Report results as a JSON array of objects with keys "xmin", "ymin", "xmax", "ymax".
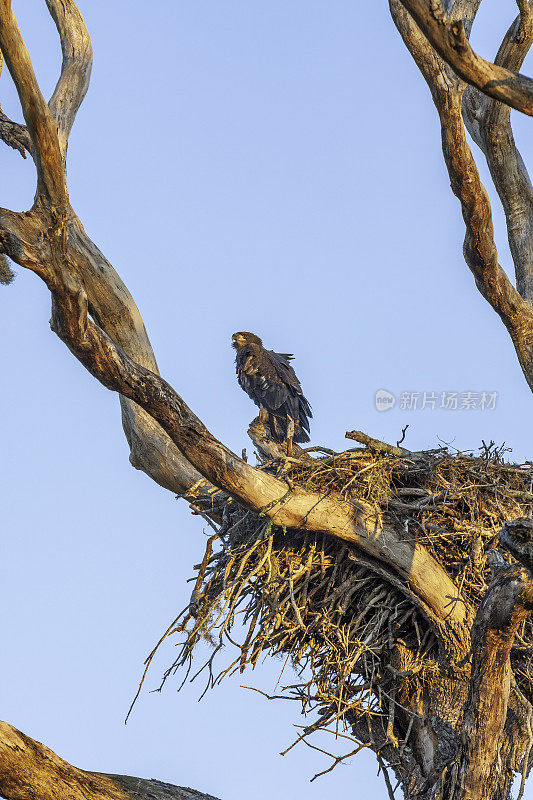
[
  {"xmin": 397, "ymin": 425, "xmax": 409, "ymax": 448},
  {"xmin": 289, "ymin": 577, "xmax": 305, "ymax": 630},
  {"xmin": 189, "ymin": 532, "xmax": 219, "ymax": 617},
  {"xmin": 518, "ymin": 703, "xmax": 533, "ymax": 800},
  {"xmin": 377, "ymin": 752, "xmax": 397, "ymax": 800}
]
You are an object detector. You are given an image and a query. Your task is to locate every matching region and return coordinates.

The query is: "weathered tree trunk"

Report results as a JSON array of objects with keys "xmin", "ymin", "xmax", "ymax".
[
  {"xmin": 397, "ymin": 523, "xmax": 533, "ymax": 800},
  {"xmin": 0, "ymin": 721, "xmax": 220, "ymax": 800},
  {"xmin": 388, "ymin": 555, "xmax": 533, "ymax": 800}
]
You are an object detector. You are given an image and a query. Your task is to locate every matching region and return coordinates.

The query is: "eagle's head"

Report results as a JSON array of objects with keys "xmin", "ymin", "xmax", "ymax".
[{"xmin": 232, "ymin": 331, "xmax": 263, "ymax": 350}]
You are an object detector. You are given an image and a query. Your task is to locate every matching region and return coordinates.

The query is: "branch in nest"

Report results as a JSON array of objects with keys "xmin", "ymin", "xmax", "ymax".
[
  {"xmin": 248, "ymin": 416, "xmax": 314, "ymax": 463},
  {"xmin": 345, "ymin": 430, "xmax": 409, "ymax": 457}
]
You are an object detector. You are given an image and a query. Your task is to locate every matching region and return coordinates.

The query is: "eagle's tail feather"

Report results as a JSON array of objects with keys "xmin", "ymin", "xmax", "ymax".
[
  {"xmin": 294, "ymin": 422, "xmax": 310, "ymax": 444},
  {"xmin": 299, "ymin": 396, "xmax": 312, "ymax": 427}
]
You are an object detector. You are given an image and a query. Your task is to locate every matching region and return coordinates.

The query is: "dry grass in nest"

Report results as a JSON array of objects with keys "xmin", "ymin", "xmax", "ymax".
[{"xmin": 132, "ymin": 440, "xmax": 533, "ymax": 777}]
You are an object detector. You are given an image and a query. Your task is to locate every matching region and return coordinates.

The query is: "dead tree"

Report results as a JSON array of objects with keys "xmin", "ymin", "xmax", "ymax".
[{"xmin": 1, "ymin": 1, "xmax": 533, "ymax": 799}]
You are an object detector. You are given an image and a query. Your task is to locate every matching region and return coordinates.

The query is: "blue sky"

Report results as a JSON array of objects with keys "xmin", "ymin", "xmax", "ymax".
[{"xmin": 1, "ymin": 2, "xmax": 532, "ymax": 798}]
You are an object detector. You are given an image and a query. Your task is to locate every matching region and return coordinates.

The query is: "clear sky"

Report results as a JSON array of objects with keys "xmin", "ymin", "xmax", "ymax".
[{"xmin": 1, "ymin": 2, "xmax": 532, "ymax": 799}]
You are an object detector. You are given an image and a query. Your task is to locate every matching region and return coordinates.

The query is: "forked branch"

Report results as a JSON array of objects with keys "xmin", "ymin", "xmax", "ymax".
[
  {"xmin": 463, "ymin": 5, "xmax": 533, "ymax": 303},
  {"xmin": 397, "ymin": 0, "xmax": 533, "ymax": 116},
  {"xmin": 0, "ymin": 0, "xmax": 203, "ymax": 497},
  {"xmin": 390, "ymin": 0, "xmax": 533, "ymax": 391}
]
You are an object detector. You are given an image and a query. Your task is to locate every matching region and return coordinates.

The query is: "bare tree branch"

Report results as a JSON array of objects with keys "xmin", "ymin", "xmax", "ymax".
[
  {"xmin": 0, "ymin": 105, "xmax": 32, "ymax": 156},
  {"xmin": 0, "ymin": 0, "xmax": 66, "ymax": 204},
  {"xmin": 0, "ymin": 720, "xmax": 220, "ymax": 800},
  {"xmin": 449, "ymin": 0, "xmax": 483, "ymax": 35},
  {"xmin": 0, "ymin": 0, "xmax": 203, "ymax": 496},
  {"xmin": 0, "ymin": 205, "xmax": 205, "ymax": 497},
  {"xmin": 0, "ymin": 110, "xmax": 32, "ymax": 156},
  {"xmin": 66, "ymin": 214, "xmax": 204, "ymax": 495},
  {"xmin": 46, "ymin": 0, "xmax": 93, "ymax": 158},
  {"xmin": 463, "ymin": 5, "xmax": 533, "ymax": 302},
  {"xmin": 397, "ymin": 0, "xmax": 533, "ymax": 116},
  {"xmin": 390, "ymin": 0, "xmax": 533, "ymax": 391},
  {"xmin": 0, "ymin": 0, "xmax": 92, "ymax": 163}
]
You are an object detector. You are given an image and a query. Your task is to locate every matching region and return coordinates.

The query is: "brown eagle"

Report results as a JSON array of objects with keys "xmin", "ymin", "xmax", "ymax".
[{"xmin": 232, "ymin": 331, "xmax": 312, "ymax": 455}]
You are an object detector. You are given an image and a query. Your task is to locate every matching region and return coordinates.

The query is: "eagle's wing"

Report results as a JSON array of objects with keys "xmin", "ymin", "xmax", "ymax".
[
  {"xmin": 267, "ymin": 350, "xmax": 303, "ymax": 419},
  {"xmin": 236, "ymin": 346, "xmax": 290, "ymax": 411},
  {"xmin": 236, "ymin": 343, "xmax": 312, "ymax": 443}
]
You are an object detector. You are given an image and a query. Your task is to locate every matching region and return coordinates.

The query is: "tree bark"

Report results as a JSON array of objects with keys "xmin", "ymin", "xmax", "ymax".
[
  {"xmin": 396, "ymin": 0, "xmax": 533, "ymax": 116},
  {"xmin": 0, "ymin": 721, "xmax": 220, "ymax": 800},
  {"xmin": 390, "ymin": 0, "xmax": 533, "ymax": 393}
]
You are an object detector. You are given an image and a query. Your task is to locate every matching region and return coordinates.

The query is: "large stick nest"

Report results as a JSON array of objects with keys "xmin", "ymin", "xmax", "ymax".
[{"xmin": 138, "ymin": 439, "xmax": 533, "ymax": 776}]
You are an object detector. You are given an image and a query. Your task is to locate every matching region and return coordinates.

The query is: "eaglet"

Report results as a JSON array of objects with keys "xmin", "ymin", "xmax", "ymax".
[{"xmin": 232, "ymin": 331, "xmax": 312, "ymax": 456}]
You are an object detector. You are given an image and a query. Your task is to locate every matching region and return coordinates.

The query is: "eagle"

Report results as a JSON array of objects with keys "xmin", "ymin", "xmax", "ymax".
[{"xmin": 232, "ymin": 331, "xmax": 312, "ymax": 455}]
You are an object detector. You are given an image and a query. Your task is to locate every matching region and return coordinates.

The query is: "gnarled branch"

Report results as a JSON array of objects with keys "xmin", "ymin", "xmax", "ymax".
[
  {"xmin": 46, "ymin": 0, "xmax": 93, "ymax": 158},
  {"xmin": 0, "ymin": 720, "xmax": 219, "ymax": 800},
  {"xmin": 390, "ymin": 0, "xmax": 533, "ymax": 391},
  {"xmin": 397, "ymin": 0, "xmax": 533, "ymax": 116},
  {"xmin": 0, "ymin": 108, "xmax": 32, "ymax": 157},
  {"xmin": 463, "ymin": 5, "xmax": 533, "ymax": 303},
  {"xmin": 0, "ymin": 0, "xmax": 203, "ymax": 497}
]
